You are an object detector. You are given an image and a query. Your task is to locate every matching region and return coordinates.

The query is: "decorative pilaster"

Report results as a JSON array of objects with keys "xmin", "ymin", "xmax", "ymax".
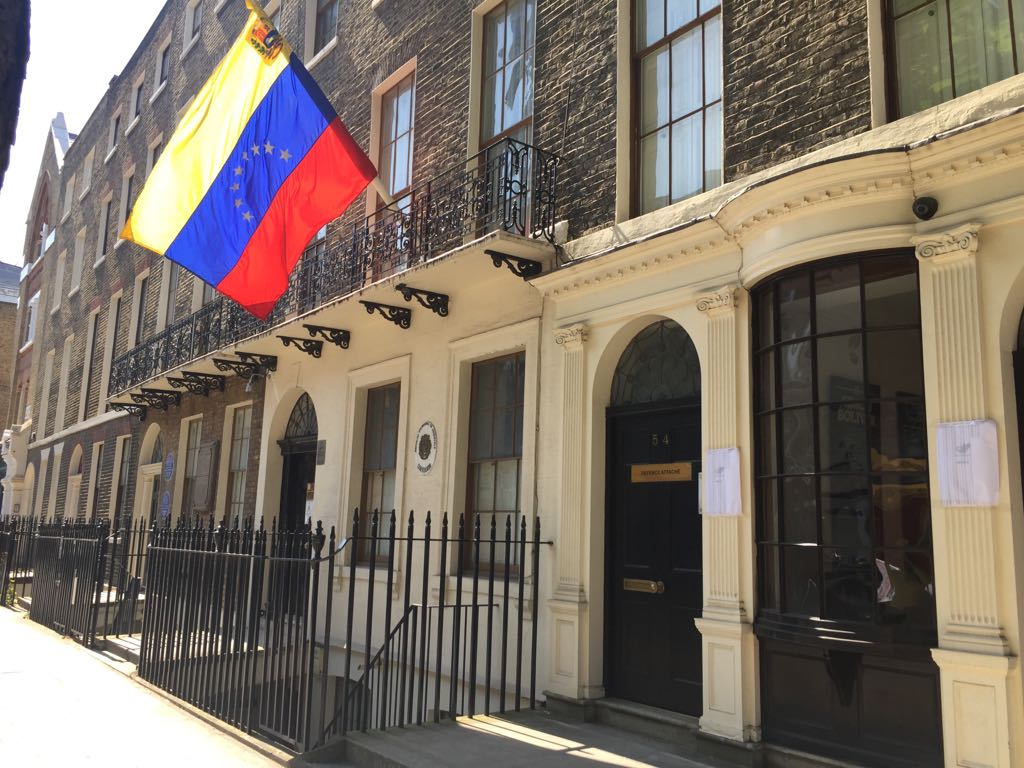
[
  {"xmin": 913, "ymin": 224, "xmax": 1015, "ymax": 768},
  {"xmin": 546, "ymin": 324, "xmax": 593, "ymax": 702},
  {"xmin": 694, "ymin": 286, "xmax": 758, "ymax": 743},
  {"xmin": 553, "ymin": 324, "xmax": 588, "ymax": 598},
  {"xmin": 912, "ymin": 224, "xmax": 1004, "ymax": 650}
]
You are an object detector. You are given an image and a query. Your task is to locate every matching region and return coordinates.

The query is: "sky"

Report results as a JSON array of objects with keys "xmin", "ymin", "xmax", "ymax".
[{"xmin": 0, "ymin": 0, "xmax": 169, "ymax": 266}]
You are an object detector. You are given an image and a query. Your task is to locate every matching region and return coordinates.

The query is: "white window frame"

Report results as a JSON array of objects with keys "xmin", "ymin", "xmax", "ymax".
[
  {"xmin": 70, "ymin": 228, "xmax": 86, "ymax": 296},
  {"xmin": 39, "ymin": 351, "xmax": 54, "ymax": 438},
  {"xmin": 20, "ymin": 290, "xmax": 40, "ymax": 352},
  {"xmin": 51, "ymin": 251, "xmax": 66, "ymax": 314},
  {"xmin": 152, "ymin": 37, "xmax": 172, "ymax": 103},
  {"xmin": 117, "ymin": 166, "xmax": 137, "ymax": 246},
  {"xmin": 96, "ymin": 193, "xmax": 114, "ymax": 265},
  {"xmin": 441, "ymin": 318, "xmax": 539, "ymax": 550},
  {"xmin": 146, "ymin": 133, "xmax": 164, "ymax": 176},
  {"xmin": 128, "ymin": 77, "xmax": 145, "ymax": 134},
  {"xmin": 106, "ymin": 110, "xmax": 122, "ymax": 161},
  {"xmin": 80, "ymin": 150, "xmax": 94, "ymax": 199},
  {"xmin": 78, "ymin": 308, "xmax": 101, "ymax": 422},
  {"xmin": 305, "ymin": 0, "xmax": 339, "ymax": 67},
  {"xmin": 129, "ymin": 270, "xmax": 150, "ymax": 347},
  {"xmin": 216, "ymin": 400, "xmax": 255, "ymax": 523},
  {"xmin": 366, "ymin": 58, "xmax": 417, "ymax": 218},
  {"xmin": 61, "ymin": 174, "xmax": 76, "ymax": 221},
  {"xmin": 55, "ymin": 335, "xmax": 75, "ymax": 432},
  {"xmin": 342, "ymin": 355, "xmax": 411, "ymax": 544},
  {"xmin": 99, "ymin": 291, "xmax": 123, "ymax": 405},
  {"xmin": 182, "ymin": 0, "xmax": 204, "ymax": 59}
]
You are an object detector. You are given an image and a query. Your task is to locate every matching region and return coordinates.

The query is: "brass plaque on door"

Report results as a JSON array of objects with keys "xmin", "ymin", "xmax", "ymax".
[
  {"xmin": 630, "ymin": 462, "xmax": 692, "ymax": 483},
  {"xmin": 623, "ymin": 578, "xmax": 665, "ymax": 594}
]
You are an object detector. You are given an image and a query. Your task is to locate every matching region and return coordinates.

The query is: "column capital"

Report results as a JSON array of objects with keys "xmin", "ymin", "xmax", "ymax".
[
  {"xmin": 554, "ymin": 323, "xmax": 588, "ymax": 350},
  {"xmin": 696, "ymin": 285, "xmax": 738, "ymax": 315},
  {"xmin": 912, "ymin": 223, "xmax": 981, "ymax": 263}
]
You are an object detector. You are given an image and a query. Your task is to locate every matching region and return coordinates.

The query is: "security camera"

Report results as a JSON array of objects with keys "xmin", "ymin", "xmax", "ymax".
[{"xmin": 912, "ymin": 197, "xmax": 939, "ymax": 221}]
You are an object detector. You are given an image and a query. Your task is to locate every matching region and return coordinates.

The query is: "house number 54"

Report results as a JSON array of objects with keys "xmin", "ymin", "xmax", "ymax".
[{"xmin": 651, "ymin": 433, "xmax": 670, "ymax": 446}]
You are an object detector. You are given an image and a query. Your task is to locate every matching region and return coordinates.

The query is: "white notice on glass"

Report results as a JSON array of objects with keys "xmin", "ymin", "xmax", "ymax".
[
  {"xmin": 936, "ymin": 419, "xmax": 999, "ymax": 507},
  {"xmin": 703, "ymin": 447, "xmax": 741, "ymax": 516}
]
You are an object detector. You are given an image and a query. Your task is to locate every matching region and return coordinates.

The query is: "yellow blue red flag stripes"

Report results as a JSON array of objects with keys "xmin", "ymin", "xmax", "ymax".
[{"xmin": 122, "ymin": 5, "xmax": 376, "ymax": 319}]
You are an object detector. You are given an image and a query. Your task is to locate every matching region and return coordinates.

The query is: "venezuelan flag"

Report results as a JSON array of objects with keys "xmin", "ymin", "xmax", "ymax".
[{"xmin": 122, "ymin": 4, "xmax": 376, "ymax": 319}]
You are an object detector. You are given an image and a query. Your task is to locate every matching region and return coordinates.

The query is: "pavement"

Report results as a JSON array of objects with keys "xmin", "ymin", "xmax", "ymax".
[{"xmin": 0, "ymin": 607, "xmax": 284, "ymax": 768}]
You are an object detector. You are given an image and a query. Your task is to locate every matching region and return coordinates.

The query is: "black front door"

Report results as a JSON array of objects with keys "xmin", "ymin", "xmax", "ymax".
[
  {"xmin": 279, "ymin": 448, "xmax": 316, "ymax": 531},
  {"xmin": 606, "ymin": 403, "xmax": 702, "ymax": 715}
]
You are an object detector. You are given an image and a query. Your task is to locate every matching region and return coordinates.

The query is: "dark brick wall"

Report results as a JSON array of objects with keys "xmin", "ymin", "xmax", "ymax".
[{"xmin": 723, "ymin": 0, "xmax": 873, "ymax": 180}]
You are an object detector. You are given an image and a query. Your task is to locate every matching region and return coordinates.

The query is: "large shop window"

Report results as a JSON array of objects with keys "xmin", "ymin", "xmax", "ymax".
[
  {"xmin": 753, "ymin": 252, "xmax": 935, "ymax": 646},
  {"xmin": 466, "ymin": 352, "xmax": 525, "ymax": 569},
  {"xmin": 634, "ymin": 0, "xmax": 722, "ymax": 214},
  {"xmin": 888, "ymin": 0, "xmax": 1024, "ymax": 118}
]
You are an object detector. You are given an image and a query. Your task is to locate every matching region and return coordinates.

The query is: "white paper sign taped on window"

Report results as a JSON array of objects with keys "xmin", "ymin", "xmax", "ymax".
[
  {"xmin": 703, "ymin": 447, "xmax": 741, "ymax": 516},
  {"xmin": 936, "ymin": 419, "xmax": 999, "ymax": 507}
]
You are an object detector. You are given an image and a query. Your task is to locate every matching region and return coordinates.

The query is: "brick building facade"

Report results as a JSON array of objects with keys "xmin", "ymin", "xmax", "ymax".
[{"xmin": 6, "ymin": 1, "xmax": 1024, "ymax": 766}]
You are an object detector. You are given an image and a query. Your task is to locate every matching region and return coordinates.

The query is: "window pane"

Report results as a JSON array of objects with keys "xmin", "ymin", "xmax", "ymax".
[
  {"xmin": 817, "ymin": 333, "xmax": 863, "ymax": 403},
  {"xmin": 760, "ymin": 479, "xmax": 779, "ymax": 541},
  {"xmin": 758, "ymin": 350, "xmax": 776, "ymax": 411},
  {"xmin": 503, "ymin": 55, "xmax": 526, "ymax": 130},
  {"xmin": 523, "ymin": 47, "xmax": 535, "ymax": 119},
  {"xmin": 757, "ymin": 288, "xmax": 775, "ymax": 349},
  {"xmin": 819, "ymin": 402, "xmax": 868, "ymax": 472},
  {"xmin": 866, "ymin": 330, "xmax": 924, "ymax": 398},
  {"xmin": 948, "ymin": 0, "xmax": 1014, "ymax": 97},
  {"xmin": 821, "ymin": 476, "xmax": 871, "ymax": 548},
  {"xmin": 782, "ymin": 546, "xmax": 820, "ymax": 617},
  {"xmin": 760, "ymin": 546, "xmax": 780, "ymax": 610},
  {"xmin": 636, "ymin": 0, "xmax": 664, "ymax": 49},
  {"xmin": 666, "ymin": 0, "xmax": 696, "ymax": 34},
  {"xmin": 640, "ymin": 128, "xmax": 670, "ymax": 213},
  {"xmin": 392, "ymin": 134, "xmax": 411, "ymax": 192},
  {"xmin": 759, "ymin": 414, "xmax": 778, "ymax": 475},
  {"xmin": 779, "ymin": 340, "xmax": 812, "ymax": 406},
  {"xmin": 670, "ymin": 112, "xmax": 702, "ymax": 202},
  {"xmin": 699, "ymin": 0, "xmax": 720, "ymax": 11},
  {"xmin": 781, "ymin": 476, "xmax": 817, "ymax": 544},
  {"xmin": 475, "ymin": 462, "xmax": 496, "ymax": 512},
  {"xmin": 671, "ymin": 27, "xmax": 702, "ymax": 119},
  {"xmin": 493, "ymin": 407, "xmax": 516, "ymax": 457},
  {"xmin": 495, "ymin": 459, "xmax": 519, "ymax": 510},
  {"xmin": 815, "ymin": 263, "xmax": 861, "ymax": 333},
  {"xmin": 704, "ymin": 100, "xmax": 722, "ymax": 189},
  {"xmin": 506, "ymin": 0, "xmax": 526, "ymax": 60},
  {"xmin": 873, "ymin": 474, "xmax": 931, "ymax": 548},
  {"xmin": 640, "ymin": 48, "xmax": 670, "ymax": 133},
  {"xmin": 894, "ymin": 2, "xmax": 953, "ymax": 115},
  {"xmin": 482, "ymin": 74, "xmax": 501, "ymax": 141},
  {"xmin": 704, "ymin": 14, "xmax": 722, "ymax": 102},
  {"xmin": 778, "ymin": 273, "xmax": 811, "ymax": 340},
  {"xmin": 870, "ymin": 399, "xmax": 927, "ymax": 471},
  {"xmin": 822, "ymin": 548, "xmax": 875, "ymax": 622},
  {"xmin": 876, "ymin": 549, "xmax": 935, "ymax": 633},
  {"xmin": 781, "ymin": 407, "xmax": 815, "ymax": 474},
  {"xmin": 863, "ymin": 255, "xmax": 919, "ymax": 326}
]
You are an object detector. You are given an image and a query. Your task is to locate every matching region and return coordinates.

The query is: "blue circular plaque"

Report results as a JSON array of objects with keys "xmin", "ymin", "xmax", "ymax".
[
  {"xmin": 159, "ymin": 491, "xmax": 171, "ymax": 521},
  {"xmin": 163, "ymin": 451, "xmax": 175, "ymax": 482}
]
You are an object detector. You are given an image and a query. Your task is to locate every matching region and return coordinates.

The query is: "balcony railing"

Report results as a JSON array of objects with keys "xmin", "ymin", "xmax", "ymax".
[{"xmin": 108, "ymin": 138, "xmax": 558, "ymax": 396}]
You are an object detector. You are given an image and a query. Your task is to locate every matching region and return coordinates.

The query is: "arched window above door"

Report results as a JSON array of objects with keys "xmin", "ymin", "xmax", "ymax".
[
  {"xmin": 610, "ymin": 320, "xmax": 700, "ymax": 407},
  {"xmin": 285, "ymin": 393, "xmax": 318, "ymax": 439},
  {"xmin": 151, "ymin": 433, "xmax": 163, "ymax": 465}
]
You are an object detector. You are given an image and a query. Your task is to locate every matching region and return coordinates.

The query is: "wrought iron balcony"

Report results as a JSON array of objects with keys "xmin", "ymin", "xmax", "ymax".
[{"xmin": 108, "ymin": 138, "xmax": 559, "ymax": 396}]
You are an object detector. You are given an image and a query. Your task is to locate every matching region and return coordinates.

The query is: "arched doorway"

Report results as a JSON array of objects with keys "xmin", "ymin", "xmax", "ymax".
[
  {"xmin": 136, "ymin": 424, "xmax": 165, "ymax": 525},
  {"xmin": 278, "ymin": 393, "xmax": 318, "ymax": 531},
  {"xmin": 605, "ymin": 319, "xmax": 702, "ymax": 715}
]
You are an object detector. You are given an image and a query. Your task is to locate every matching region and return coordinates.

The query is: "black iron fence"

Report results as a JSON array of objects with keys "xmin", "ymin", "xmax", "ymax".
[
  {"xmin": 108, "ymin": 138, "xmax": 559, "ymax": 395},
  {"xmin": 0, "ymin": 515, "xmax": 39, "ymax": 607},
  {"xmin": 28, "ymin": 521, "xmax": 109, "ymax": 645},
  {"xmin": 136, "ymin": 509, "xmax": 546, "ymax": 754},
  {"xmin": 96, "ymin": 517, "xmax": 153, "ymax": 639}
]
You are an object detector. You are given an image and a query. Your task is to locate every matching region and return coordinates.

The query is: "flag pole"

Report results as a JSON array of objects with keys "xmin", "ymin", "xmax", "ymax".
[{"xmin": 370, "ymin": 177, "xmax": 394, "ymax": 207}]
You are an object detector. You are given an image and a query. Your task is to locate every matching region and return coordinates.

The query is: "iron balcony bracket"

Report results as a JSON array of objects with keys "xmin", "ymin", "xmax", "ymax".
[
  {"xmin": 485, "ymin": 249, "xmax": 542, "ymax": 280},
  {"xmin": 279, "ymin": 335, "xmax": 324, "ymax": 359},
  {"xmin": 110, "ymin": 401, "xmax": 148, "ymax": 422},
  {"xmin": 360, "ymin": 300, "xmax": 412, "ymax": 329},
  {"xmin": 168, "ymin": 376, "xmax": 213, "ymax": 397},
  {"xmin": 304, "ymin": 324, "xmax": 350, "ymax": 348},
  {"xmin": 395, "ymin": 283, "xmax": 449, "ymax": 317},
  {"xmin": 130, "ymin": 388, "xmax": 182, "ymax": 411},
  {"xmin": 213, "ymin": 357, "xmax": 260, "ymax": 378},
  {"xmin": 235, "ymin": 352, "xmax": 278, "ymax": 373},
  {"xmin": 182, "ymin": 370, "xmax": 226, "ymax": 393}
]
